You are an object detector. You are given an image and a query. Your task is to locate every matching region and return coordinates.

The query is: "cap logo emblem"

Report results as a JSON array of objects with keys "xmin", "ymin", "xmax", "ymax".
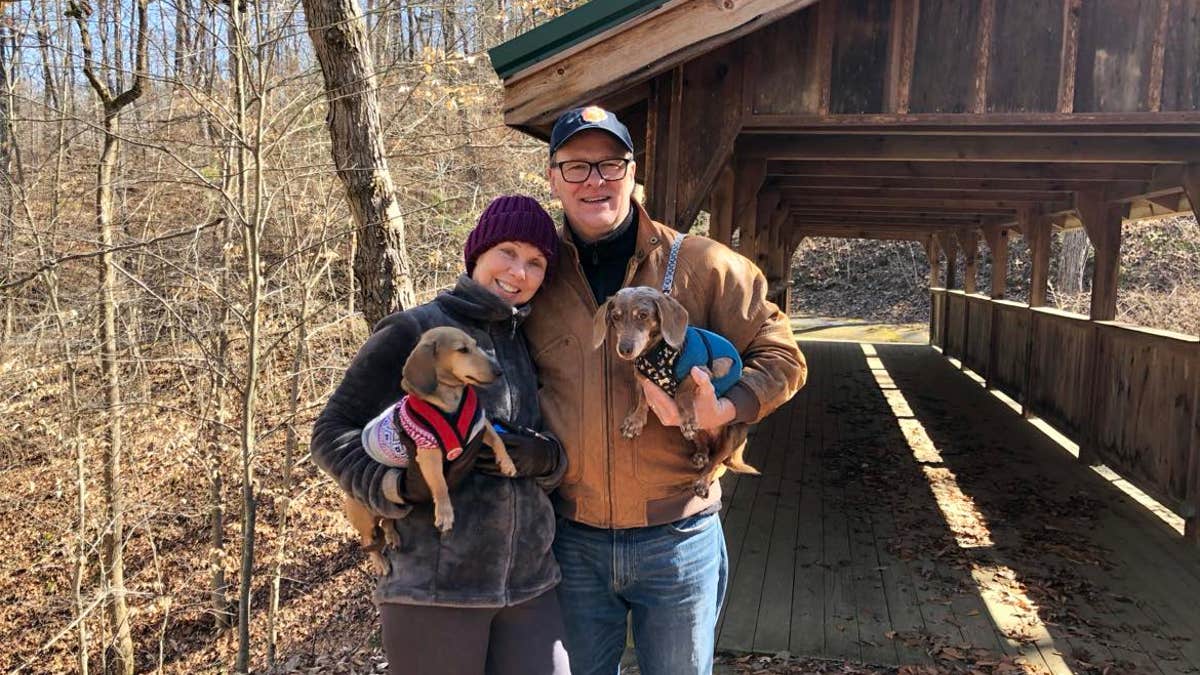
[{"xmin": 581, "ymin": 106, "xmax": 608, "ymax": 123}]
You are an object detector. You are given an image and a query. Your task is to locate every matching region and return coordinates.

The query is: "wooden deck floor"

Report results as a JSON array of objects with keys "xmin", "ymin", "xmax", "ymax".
[{"xmin": 716, "ymin": 340, "xmax": 1200, "ymax": 674}]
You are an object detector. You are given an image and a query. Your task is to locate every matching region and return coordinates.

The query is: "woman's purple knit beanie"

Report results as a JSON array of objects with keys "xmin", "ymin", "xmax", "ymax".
[{"xmin": 464, "ymin": 195, "xmax": 559, "ymax": 276}]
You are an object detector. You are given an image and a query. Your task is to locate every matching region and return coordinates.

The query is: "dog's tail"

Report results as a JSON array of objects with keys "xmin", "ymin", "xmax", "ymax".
[{"xmin": 724, "ymin": 455, "xmax": 760, "ymax": 475}]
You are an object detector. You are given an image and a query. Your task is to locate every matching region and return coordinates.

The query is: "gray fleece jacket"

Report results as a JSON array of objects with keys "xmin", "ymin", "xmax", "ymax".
[{"xmin": 312, "ymin": 275, "xmax": 564, "ymax": 607}]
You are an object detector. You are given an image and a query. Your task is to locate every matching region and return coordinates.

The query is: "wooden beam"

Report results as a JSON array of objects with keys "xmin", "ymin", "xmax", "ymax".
[
  {"xmin": 709, "ymin": 163, "xmax": 736, "ymax": 246},
  {"xmin": 645, "ymin": 68, "xmax": 681, "ymax": 223},
  {"xmin": 1075, "ymin": 191, "xmax": 1124, "ymax": 321},
  {"xmin": 773, "ymin": 176, "xmax": 1136, "ymax": 192},
  {"xmin": 781, "ymin": 187, "xmax": 1073, "ymax": 201},
  {"xmin": 959, "ymin": 230, "xmax": 980, "ymax": 294},
  {"xmin": 797, "ymin": 226, "xmax": 928, "ymax": 241},
  {"xmin": 926, "ymin": 237, "xmax": 943, "ymax": 287},
  {"xmin": 884, "ymin": 0, "xmax": 918, "ymax": 114},
  {"xmin": 790, "ymin": 214, "xmax": 984, "ymax": 227},
  {"xmin": 742, "ymin": 113, "xmax": 1200, "ymax": 132},
  {"xmin": 501, "ymin": 0, "xmax": 818, "ymax": 127},
  {"xmin": 738, "ymin": 134, "xmax": 1200, "ymax": 162},
  {"xmin": 1057, "ymin": 0, "xmax": 1081, "ymax": 113},
  {"xmin": 981, "ymin": 225, "xmax": 1009, "ymax": 299},
  {"xmin": 815, "ymin": 0, "xmax": 836, "ymax": 115},
  {"xmin": 971, "ymin": 0, "xmax": 995, "ymax": 114},
  {"xmin": 1018, "ymin": 208, "xmax": 1051, "ymax": 307},
  {"xmin": 1183, "ymin": 163, "xmax": 1200, "ymax": 215},
  {"xmin": 748, "ymin": 188, "xmax": 781, "ymax": 262},
  {"xmin": 673, "ymin": 42, "xmax": 746, "ymax": 230},
  {"xmin": 732, "ymin": 157, "xmax": 767, "ymax": 243},
  {"xmin": 767, "ymin": 160, "xmax": 1157, "ymax": 181},
  {"xmin": 784, "ymin": 195, "xmax": 1065, "ymax": 210}
]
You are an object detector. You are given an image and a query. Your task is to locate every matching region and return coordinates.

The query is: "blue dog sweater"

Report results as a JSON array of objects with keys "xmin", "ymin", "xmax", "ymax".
[{"xmin": 635, "ymin": 326, "xmax": 743, "ymax": 398}]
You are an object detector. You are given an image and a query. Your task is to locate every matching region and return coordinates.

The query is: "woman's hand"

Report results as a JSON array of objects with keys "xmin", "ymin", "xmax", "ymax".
[
  {"xmin": 641, "ymin": 367, "xmax": 736, "ymax": 432},
  {"xmin": 476, "ymin": 428, "xmax": 561, "ymax": 479}
]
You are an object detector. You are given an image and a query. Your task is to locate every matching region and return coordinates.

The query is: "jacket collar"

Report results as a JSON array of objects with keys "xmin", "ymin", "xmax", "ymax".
[
  {"xmin": 435, "ymin": 274, "xmax": 531, "ymax": 325},
  {"xmin": 558, "ymin": 199, "xmax": 677, "ymax": 270}
]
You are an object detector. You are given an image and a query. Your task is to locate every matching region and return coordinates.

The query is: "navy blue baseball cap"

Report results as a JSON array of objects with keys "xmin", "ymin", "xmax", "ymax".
[{"xmin": 549, "ymin": 106, "xmax": 635, "ymax": 157}]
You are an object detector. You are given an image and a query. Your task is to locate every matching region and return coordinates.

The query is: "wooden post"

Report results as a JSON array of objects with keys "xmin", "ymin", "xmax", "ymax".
[
  {"xmin": 1019, "ymin": 209, "xmax": 1051, "ymax": 308},
  {"xmin": 925, "ymin": 236, "xmax": 943, "ymax": 288},
  {"xmin": 732, "ymin": 158, "xmax": 767, "ymax": 252},
  {"xmin": 1182, "ymin": 163, "xmax": 1200, "ymax": 215},
  {"xmin": 959, "ymin": 230, "xmax": 980, "ymax": 295},
  {"xmin": 981, "ymin": 226, "xmax": 1009, "ymax": 389},
  {"xmin": 982, "ymin": 225, "xmax": 1009, "ymax": 300},
  {"xmin": 709, "ymin": 163, "xmax": 735, "ymax": 246},
  {"xmin": 645, "ymin": 68, "xmax": 681, "ymax": 222},
  {"xmin": 1075, "ymin": 191, "xmax": 1124, "ymax": 321},
  {"xmin": 1187, "ymin": 368, "xmax": 1199, "ymax": 544},
  {"xmin": 749, "ymin": 188, "xmax": 780, "ymax": 270}
]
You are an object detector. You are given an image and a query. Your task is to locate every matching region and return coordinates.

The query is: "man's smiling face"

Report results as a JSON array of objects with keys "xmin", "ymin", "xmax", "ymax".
[{"xmin": 548, "ymin": 130, "xmax": 636, "ymax": 243}]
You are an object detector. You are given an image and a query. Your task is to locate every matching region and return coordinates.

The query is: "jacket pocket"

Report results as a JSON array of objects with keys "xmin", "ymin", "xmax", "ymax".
[{"xmin": 533, "ymin": 334, "xmax": 585, "ymax": 484}]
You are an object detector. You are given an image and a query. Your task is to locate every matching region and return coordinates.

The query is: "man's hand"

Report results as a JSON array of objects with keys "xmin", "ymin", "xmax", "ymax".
[{"xmin": 642, "ymin": 367, "xmax": 736, "ymax": 432}]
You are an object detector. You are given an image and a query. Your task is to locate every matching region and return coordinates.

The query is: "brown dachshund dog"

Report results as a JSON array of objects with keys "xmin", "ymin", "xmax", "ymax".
[
  {"xmin": 592, "ymin": 287, "xmax": 758, "ymax": 497},
  {"xmin": 344, "ymin": 326, "xmax": 516, "ymax": 574}
]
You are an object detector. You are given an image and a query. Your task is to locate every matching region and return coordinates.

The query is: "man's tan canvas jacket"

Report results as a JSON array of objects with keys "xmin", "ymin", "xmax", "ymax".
[{"xmin": 524, "ymin": 200, "xmax": 807, "ymax": 528}]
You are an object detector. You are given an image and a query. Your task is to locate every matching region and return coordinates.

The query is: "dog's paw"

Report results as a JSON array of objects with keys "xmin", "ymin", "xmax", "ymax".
[
  {"xmin": 681, "ymin": 421, "xmax": 699, "ymax": 440},
  {"xmin": 621, "ymin": 415, "xmax": 646, "ymax": 439},
  {"xmin": 692, "ymin": 479, "xmax": 711, "ymax": 499},
  {"xmin": 369, "ymin": 553, "xmax": 391, "ymax": 576},
  {"xmin": 381, "ymin": 520, "xmax": 401, "ymax": 547},
  {"xmin": 690, "ymin": 451, "xmax": 709, "ymax": 469},
  {"xmin": 497, "ymin": 456, "xmax": 518, "ymax": 477},
  {"xmin": 434, "ymin": 505, "xmax": 455, "ymax": 533}
]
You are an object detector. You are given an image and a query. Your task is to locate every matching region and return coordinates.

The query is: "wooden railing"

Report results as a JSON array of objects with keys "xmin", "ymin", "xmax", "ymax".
[{"xmin": 929, "ymin": 289, "xmax": 1200, "ymax": 543}]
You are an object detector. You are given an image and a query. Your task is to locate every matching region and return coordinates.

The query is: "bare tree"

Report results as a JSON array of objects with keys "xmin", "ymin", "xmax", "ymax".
[
  {"xmin": 67, "ymin": 0, "xmax": 150, "ymax": 671},
  {"xmin": 1058, "ymin": 229, "xmax": 1089, "ymax": 295},
  {"xmin": 301, "ymin": 0, "xmax": 416, "ymax": 324}
]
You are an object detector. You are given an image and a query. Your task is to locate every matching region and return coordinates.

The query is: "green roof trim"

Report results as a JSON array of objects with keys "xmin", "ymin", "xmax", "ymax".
[{"xmin": 488, "ymin": 0, "xmax": 667, "ymax": 80}]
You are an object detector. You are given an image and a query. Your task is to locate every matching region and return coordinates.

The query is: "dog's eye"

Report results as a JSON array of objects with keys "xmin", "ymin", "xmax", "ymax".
[
  {"xmin": 635, "ymin": 310, "xmax": 648, "ymax": 320},
  {"xmin": 457, "ymin": 346, "xmax": 470, "ymax": 353},
  {"xmin": 611, "ymin": 311, "xmax": 622, "ymax": 320}
]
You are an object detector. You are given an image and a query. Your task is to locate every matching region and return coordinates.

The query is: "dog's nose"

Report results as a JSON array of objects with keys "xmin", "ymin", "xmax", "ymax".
[{"xmin": 617, "ymin": 342, "xmax": 634, "ymax": 358}]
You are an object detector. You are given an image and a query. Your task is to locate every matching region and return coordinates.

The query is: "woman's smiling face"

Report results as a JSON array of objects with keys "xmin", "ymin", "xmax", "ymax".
[{"xmin": 471, "ymin": 240, "xmax": 548, "ymax": 306}]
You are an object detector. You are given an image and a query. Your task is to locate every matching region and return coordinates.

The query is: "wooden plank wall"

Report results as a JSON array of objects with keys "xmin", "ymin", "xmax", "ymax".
[
  {"xmin": 744, "ymin": 0, "xmax": 1200, "ymax": 116},
  {"xmin": 989, "ymin": 301, "xmax": 1029, "ymax": 399},
  {"xmin": 945, "ymin": 291, "xmax": 967, "ymax": 359},
  {"xmin": 1092, "ymin": 324, "xmax": 1200, "ymax": 513},
  {"xmin": 929, "ymin": 298, "xmax": 1200, "ymax": 536},
  {"xmin": 964, "ymin": 294, "xmax": 992, "ymax": 374},
  {"xmin": 1027, "ymin": 310, "xmax": 1095, "ymax": 440}
]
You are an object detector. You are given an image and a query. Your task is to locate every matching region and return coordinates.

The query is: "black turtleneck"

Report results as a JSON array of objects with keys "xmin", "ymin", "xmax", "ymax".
[{"xmin": 568, "ymin": 204, "xmax": 638, "ymax": 305}]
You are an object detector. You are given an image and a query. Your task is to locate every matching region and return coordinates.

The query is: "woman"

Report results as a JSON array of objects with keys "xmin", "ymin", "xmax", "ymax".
[{"xmin": 312, "ymin": 195, "xmax": 571, "ymax": 674}]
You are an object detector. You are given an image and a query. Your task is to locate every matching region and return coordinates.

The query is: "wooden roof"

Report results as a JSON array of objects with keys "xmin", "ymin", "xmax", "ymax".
[{"xmin": 490, "ymin": 0, "xmax": 1200, "ymax": 244}]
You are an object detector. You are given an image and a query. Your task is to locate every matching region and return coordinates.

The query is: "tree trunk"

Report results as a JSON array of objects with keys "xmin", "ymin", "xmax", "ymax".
[
  {"xmin": 1057, "ymin": 228, "xmax": 1088, "ymax": 295},
  {"xmin": 98, "ymin": 106, "xmax": 136, "ymax": 675},
  {"xmin": 68, "ymin": 0, "xmax": 149, "ymax": 670},
  {"xmin": 1, "ymin": 21, "xmax": 14, "ymax": 346},
  {"xmin": 301, "ymin": 0, "xmax": 416, "ymax": 324}
]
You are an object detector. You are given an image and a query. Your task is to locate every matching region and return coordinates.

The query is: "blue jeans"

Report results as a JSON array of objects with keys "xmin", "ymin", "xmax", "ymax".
[{"xmin": 553, "ymin": 512, "xmax": 729, "ymax": 675}]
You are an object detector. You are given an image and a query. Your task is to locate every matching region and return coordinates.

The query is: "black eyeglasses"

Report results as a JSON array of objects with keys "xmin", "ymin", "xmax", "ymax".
[{"xmin": 551, "ymin": 158, "xmax": 632, "ymax": 183}]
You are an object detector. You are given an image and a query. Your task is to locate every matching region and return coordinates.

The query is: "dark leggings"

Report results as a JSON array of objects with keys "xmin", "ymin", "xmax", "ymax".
[{"xmin": 380, "ymin": 589, "xmax": 572, "ymax": 675}]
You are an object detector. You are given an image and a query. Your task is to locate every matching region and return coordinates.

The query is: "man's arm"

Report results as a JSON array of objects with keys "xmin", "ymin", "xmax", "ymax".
[{"xmin": 688, "ymin": 241, "xmax": 807, "ymax": 424}]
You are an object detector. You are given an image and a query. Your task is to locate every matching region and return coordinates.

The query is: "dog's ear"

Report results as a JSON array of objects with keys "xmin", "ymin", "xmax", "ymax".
[
  {"xmin": 654, "ymin": 293, "xmax": 689, "ymax": 349},
  {"xmin": 401, "ymin": 338, "xmax": 439, "ymax": 396},
  {"xmin": 591, "ymin": 298, "xmax": 612, "ymax": 349}
]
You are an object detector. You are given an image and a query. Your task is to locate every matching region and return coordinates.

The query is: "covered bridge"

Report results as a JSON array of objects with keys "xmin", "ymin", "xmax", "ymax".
[{"xmin": 488, "ymin": 1, "xmax": 1200, "ymax": 672}]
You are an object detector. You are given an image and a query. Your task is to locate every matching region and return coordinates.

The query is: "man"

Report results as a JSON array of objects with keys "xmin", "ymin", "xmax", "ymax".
[{"xmin": 524, "ymin": 106, "xmax": 807, "ymax": 675}]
